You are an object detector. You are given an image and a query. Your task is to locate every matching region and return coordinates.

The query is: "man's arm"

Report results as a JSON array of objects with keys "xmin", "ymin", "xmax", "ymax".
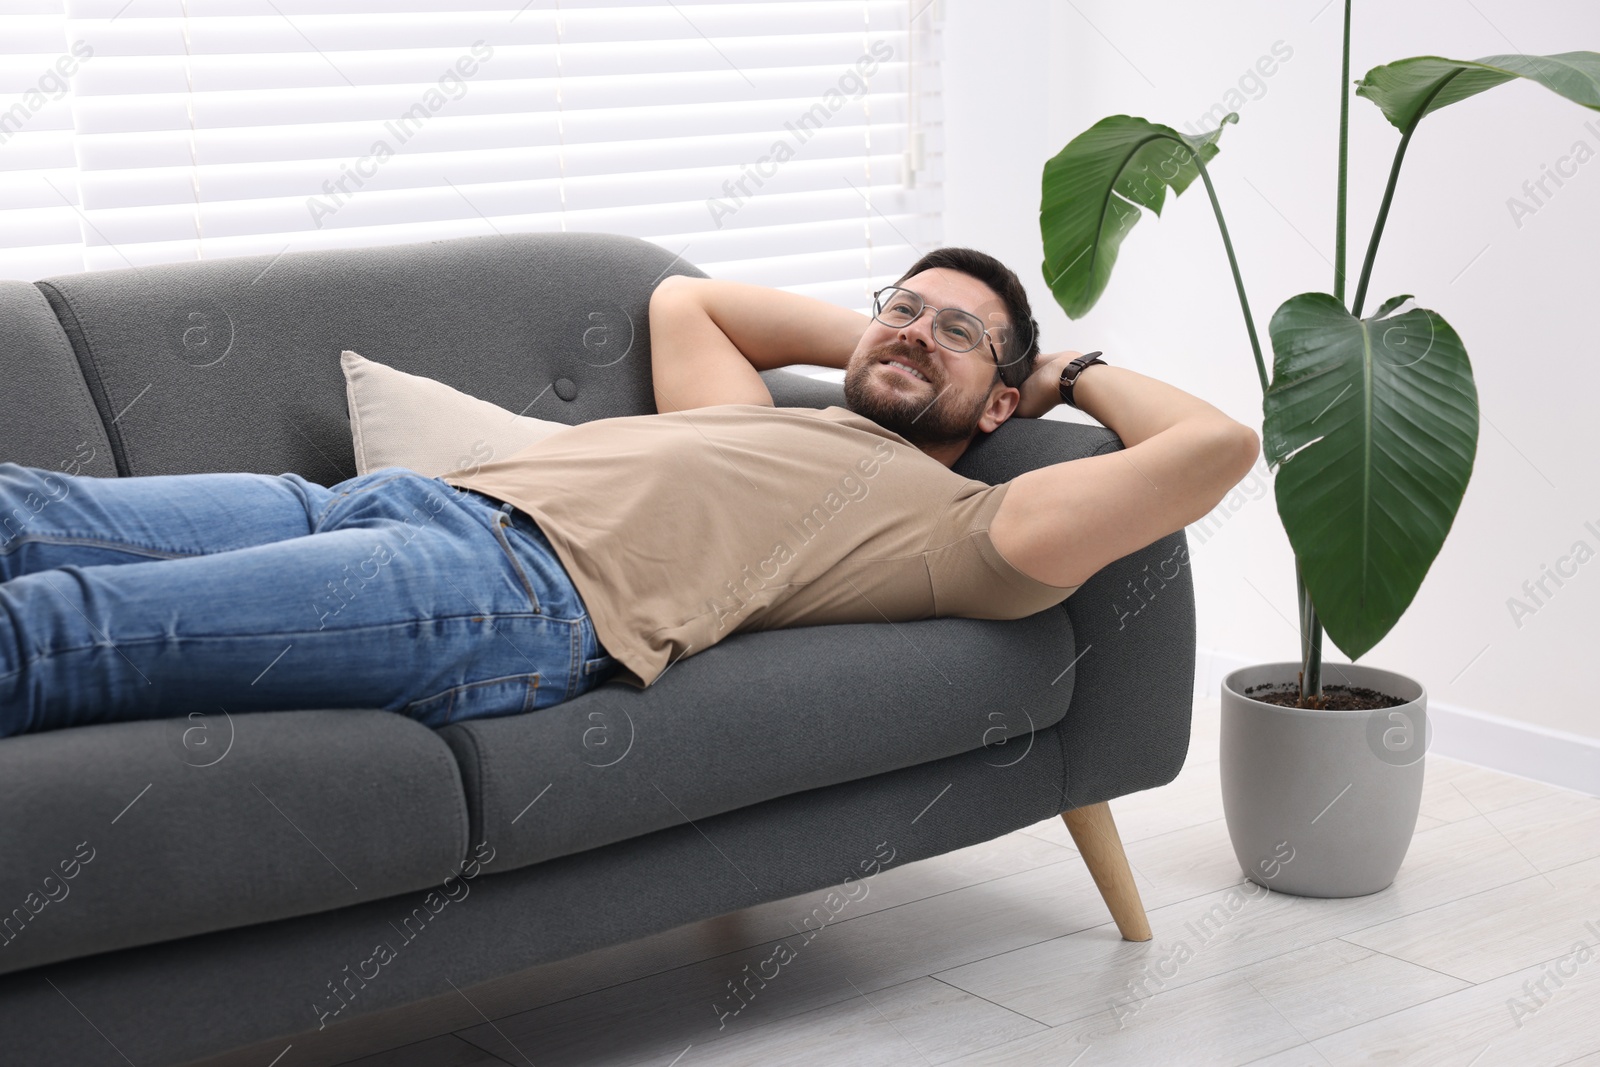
[
  {"xmin": 648, "ymin": 275, "xmax": 871, "ymax": 415},
  {"xmin": 991, "ymin": 362, "xmax": 1260, "ymax": 590}
]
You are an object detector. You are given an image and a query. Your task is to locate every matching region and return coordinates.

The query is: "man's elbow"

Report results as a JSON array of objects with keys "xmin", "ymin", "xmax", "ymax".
[
  {"xmin": 1189, "ymin": 417, "xmax": 1259, "ymax": 483},
  {"xmin": 1223, "ymin": 422, "xmax": 1261, "ymax": 480},
  {"xmin": 650, "ymin": 274, "xmax": 698, "ymax": 313},
  {"xmin": 648, "ymin": 276, "xmax": 705, "ymax": 351}
]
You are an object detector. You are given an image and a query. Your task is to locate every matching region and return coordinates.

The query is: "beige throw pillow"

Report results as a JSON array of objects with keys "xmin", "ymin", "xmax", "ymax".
[{"xmin": 341, "ymin": 349, "xmax": 572, "ymax": 478}]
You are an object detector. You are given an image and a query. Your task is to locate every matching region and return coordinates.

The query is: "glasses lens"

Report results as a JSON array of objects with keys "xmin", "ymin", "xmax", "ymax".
[
  {"xmin": 875, "ymin": 288, "xmax": 920, "ymax": 326},
  {"xmin": 933, "ymin": 309, "xmax": 984, "ymax": 353}
]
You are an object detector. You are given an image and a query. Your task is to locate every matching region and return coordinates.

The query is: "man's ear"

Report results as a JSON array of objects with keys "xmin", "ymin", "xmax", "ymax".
[{"xmin": 981, "ymin": 385, "xmax": 1022, "ymax": 430}]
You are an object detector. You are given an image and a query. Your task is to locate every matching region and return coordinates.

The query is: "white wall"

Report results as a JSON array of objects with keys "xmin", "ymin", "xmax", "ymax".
[{"xmin": 941, "ymin": 0, "xmax": 1600, "ymax": 758}]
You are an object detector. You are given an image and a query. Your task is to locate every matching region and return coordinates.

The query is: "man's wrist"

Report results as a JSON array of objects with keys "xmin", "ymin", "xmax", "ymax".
[
  {"xmin": 1065, "ymin": 359, "xmax": 1109, "ymax": 418},
  {"xmin": 1056, "ymin": 351, "xmax": 1106, "ymax": 409}
]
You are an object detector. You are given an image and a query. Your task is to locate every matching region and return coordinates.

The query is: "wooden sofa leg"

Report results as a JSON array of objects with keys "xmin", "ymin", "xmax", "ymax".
[{"xmin": 1061, "ymin": 802, "xmax": 1152, "ymax": 942}]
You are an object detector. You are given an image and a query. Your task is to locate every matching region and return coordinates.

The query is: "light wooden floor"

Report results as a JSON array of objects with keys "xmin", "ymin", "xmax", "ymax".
[{"xmin": 332, "ymin": 697, "xmax": 1600, "ymax": 1067}]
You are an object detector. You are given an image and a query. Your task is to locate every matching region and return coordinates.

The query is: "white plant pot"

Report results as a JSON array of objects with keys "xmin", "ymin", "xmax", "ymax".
[{"xmin": 1220, "ymin": 661, "xmax": 1428, "ymax": 898}]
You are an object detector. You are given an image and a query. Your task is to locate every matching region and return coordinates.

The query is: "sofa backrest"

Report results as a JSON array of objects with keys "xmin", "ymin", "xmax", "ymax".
[
  {"xmin": 8, "ymin": 230, "xmax": 1107, "ymax": 495},
  {"xmin": 25, "ymin": 232, "xmax": 705, "ymax": 482},
  {"xmin": 0, "ymin": 281, "xmax": 116, "ymax": 480}
]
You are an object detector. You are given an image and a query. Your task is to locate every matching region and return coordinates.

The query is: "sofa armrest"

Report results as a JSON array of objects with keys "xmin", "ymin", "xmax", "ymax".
[
  {"xmin": 762, "ymin": 366, "xmax": 1198, "ymax": 811},
  {"xmin": 956, "ymin": 414, "xmax": 1198, "ymax": 811},
  {"xmin": 1054, "ymin": 520, "xmax": 1196, "ymax": 810}
]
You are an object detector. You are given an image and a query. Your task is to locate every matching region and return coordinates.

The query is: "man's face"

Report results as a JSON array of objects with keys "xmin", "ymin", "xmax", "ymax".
[{"xmin": 842, "ymin": 268, "xmax": 1015, "ymax": 452}]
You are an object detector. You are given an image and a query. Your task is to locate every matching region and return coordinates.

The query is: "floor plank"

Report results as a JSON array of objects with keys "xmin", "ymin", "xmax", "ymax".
[
  {"xmin": 1234, "ymin": 938, "xmax": 1469, "ymax": 1041},
  {"xmin": 615, "ymin": 976, "xmax": 1047, "ymax": 1067},
  {"xmin": 1340, "ymin": 855, "xmax": 1600, "ymax": 983},
  {"xmin": 1419, "ymin": 759, "xmax": 1563, "ymax": 822},
  {"xmin": 1308, "ymin": 946, "xmax": 1600, "ymax": 1065},
  {"xmin": 937, "ymin": 970, "xmax": 1306, "ymax": 1067},
  {"xmin": 1482, "ymin": 789, "xmax": 1600, "ymax": 872}
]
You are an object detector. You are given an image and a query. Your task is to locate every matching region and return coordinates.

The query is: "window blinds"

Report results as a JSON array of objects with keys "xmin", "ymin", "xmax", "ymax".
[
  {"xmin": 0, "ymin": 0, "xmax": 86, "ymax": 279},
  {"xmin": 28, "ymin": 0, "xmax": 944, "ymax": 316}
]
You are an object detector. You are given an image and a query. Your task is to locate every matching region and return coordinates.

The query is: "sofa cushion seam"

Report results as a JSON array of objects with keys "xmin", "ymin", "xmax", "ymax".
[
  {"xmin": 462, "ymin": 725, "xmax": 488, "ymax": 854},
  {"xmin": 1055, "ymin": 605, "xmax": 1075, "ymax": 813},
  {"xmin": 27, "ymin": 281, "xmax": 110, "ymax": 472},
  {"xmin": 34, "ymin": 281, "xmax": 133, "ymax": 478},
  {"xmin": 434, "ymin": 728, "xmax": 472, "ymax": 863}
]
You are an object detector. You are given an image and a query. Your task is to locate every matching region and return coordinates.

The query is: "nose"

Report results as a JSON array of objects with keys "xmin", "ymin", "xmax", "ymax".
[{"xmin": 894, "ymin": 309, "xmax": 938, "ymax": 351}]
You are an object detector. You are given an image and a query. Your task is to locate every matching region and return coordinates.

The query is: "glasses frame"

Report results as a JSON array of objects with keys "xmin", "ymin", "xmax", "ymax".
[{"xmin": 871, "ymin": 286, "xmax": 1002, "ymax": 377}]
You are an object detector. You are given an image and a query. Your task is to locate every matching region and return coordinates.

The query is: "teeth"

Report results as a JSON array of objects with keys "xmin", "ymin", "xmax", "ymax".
[{"xmin": 885, "ymin": 359, "xmax": 928, "ymax": 382}]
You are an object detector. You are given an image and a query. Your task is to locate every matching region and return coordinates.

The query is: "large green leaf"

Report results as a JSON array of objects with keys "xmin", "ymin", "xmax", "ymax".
[
  {"xmin": 1355, "ymin": 52, "xmax": 1600, "ymax": 133},
  {"xmin": 1040, "ymin": 114, "xmax": 1234, "ymax": 319},
  {"xmin": 1264, "ymin": 293, "xmax": 1479, "ymax": 661}
]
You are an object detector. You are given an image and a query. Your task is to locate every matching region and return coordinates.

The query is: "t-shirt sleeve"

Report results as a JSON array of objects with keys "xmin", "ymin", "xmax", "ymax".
[{"xmin": 925, "ymin": 479, "xmax": 1081, "ymax": 620}]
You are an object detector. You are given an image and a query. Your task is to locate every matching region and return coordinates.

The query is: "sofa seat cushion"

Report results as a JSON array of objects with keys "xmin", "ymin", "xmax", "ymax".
[
  {"xmin": 0, "ymin": 709, "xmax": 470, "ymax": 977},
  {"xmin": 438, "ymin": 608, "xmax": 1077, "ymax": 875}
]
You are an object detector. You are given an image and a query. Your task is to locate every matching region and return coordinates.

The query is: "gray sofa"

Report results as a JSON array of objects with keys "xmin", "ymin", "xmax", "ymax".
[{"xmin": 0, "ymin": 232, "xmax": 1195, "ymax": 1066}]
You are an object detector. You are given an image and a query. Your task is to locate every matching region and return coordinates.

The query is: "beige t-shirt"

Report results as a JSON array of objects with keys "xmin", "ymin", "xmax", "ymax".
[{"xmin": 442, "ymin": 404, "xmax": 1079, "ymax": 689}]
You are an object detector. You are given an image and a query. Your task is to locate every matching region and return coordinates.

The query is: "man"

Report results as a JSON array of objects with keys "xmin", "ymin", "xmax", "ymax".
[{"xmin": 0, "ymin": 247, "xmax": 1258, "ymax": 738}]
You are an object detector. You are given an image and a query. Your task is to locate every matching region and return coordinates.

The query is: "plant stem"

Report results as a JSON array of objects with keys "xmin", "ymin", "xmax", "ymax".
[
  {"xmin": 1349, "ymin": 122, "xmax": 1418, "ymax": 318},
  {"xmin": 1191, "ymin": 154, "xmax": 1269, "ymax": 394},
  {"xmin": 1334, "ymin": 0, "xmax": 1351, "ymax": 305},
  {"xmin": 1298, "ymin": 0, "xmax": 1354, "ymax": 705},
  {"xmin": 1188, "ymin": 139, "xmax": 1329, "ymax": 703},
  {"xmin": 1191, "ymin": 140, "xmax": 1328, "ymax": 705},
  {"xmin": 1296, "ymin": 560, "xmax": 1323, "ymax": 705},
  {"xmin": 1348, "ymin": 67, "xmax": 1462, "ymax": 318}
]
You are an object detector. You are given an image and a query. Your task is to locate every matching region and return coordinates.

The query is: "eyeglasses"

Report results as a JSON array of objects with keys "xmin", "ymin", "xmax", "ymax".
[{"xmin": 871, "ymin": 286, "xmax": 1001, "ymax": 371}]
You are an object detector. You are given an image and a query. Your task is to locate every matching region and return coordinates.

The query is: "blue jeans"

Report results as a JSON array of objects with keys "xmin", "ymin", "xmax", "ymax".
[{"xmin": 0, "ymin": 461, "xmax": 617, "ymax": 738}]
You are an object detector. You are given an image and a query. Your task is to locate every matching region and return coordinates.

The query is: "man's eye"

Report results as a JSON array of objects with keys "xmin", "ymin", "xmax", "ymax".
[
  {"xmin": 889, "ymin": 301, "xmax": 915, "ymax": 315},
  {"xmin": 947, "ymin": 325, "xmax": 971, "ymax": 341}
]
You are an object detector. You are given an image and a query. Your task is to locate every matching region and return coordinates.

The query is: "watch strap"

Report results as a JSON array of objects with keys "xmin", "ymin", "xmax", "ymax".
[{"xmin": 1057, "ymin": 351, "xmax": 1105, "ymax": 409}]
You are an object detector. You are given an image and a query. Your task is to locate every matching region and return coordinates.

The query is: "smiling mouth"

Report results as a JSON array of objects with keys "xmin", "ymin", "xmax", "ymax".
[{"xmin": 879, "ymin": 358, "xmax": 931, "ymax": 383}]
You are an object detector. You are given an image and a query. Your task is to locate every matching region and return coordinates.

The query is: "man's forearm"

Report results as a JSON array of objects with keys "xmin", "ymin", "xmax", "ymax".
[
  {"xmin": 1053, "ymin": 358, "xmax": 1247, "ymax": 448},
  {"xmin": 653, "ymin": 276, "xmax": 869, "ymax": 371}
]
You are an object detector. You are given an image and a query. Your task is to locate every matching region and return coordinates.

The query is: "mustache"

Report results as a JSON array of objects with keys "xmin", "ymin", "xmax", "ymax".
[{"xmin": 868, "ymin": 340, "xmax": 933, "ymax": 379}]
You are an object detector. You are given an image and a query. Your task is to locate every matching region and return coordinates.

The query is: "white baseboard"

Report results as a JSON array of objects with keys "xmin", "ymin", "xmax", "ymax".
[{"xmin": 1195, "ymin": 647, "xmax": 1600, "ymax": 798}]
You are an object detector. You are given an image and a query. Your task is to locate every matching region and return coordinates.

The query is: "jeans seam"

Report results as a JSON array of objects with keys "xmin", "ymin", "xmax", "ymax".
[
  {"xmin": 567, "ymin": 618, "xmax": 580, "ymax": 701},
  {"xmin": 0, "ymin": 616, "xmax": 547, "ymax": 681},
  {"xmin": 0, "ymin": 534, "xmax": 201, "ymax": 561}
]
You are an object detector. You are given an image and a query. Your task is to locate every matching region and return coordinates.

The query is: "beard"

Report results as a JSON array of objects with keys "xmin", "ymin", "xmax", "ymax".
[{"xmin": 842, "ymin": 339, "xmax": 993, "ymax": 450}]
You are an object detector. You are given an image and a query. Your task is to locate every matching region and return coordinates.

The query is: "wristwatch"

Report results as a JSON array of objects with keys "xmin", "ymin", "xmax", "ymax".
[{"xmin": 1057, "ymin": 351, "xmax": 1106, "ymax": 409}]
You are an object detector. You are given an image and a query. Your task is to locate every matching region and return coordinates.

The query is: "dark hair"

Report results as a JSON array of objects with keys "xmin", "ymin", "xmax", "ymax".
[{"xmin": 894, "ymin": 246, "xmax": 1040, "ymax": 393}]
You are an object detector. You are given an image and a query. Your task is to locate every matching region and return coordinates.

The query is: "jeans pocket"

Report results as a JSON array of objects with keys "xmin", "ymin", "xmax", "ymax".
[
  {"xmin": 402, "ymin": 671, "xmax": 542, "ymax": 728},
  {"xmin": 489, "ymin": 514, "xmax": 543, "ymax": 614}
]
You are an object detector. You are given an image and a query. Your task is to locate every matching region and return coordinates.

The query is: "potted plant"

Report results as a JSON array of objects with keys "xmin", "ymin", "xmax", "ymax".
[{"xmin": 1037, "ymin": 2, "xmax": 1599, "ymax": 897}]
